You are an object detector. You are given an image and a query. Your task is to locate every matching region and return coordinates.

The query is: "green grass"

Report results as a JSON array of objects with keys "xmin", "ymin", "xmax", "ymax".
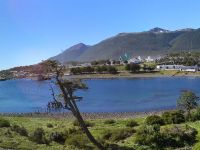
[
  {"xmin": 187, "ymin": 121, "xmax": 200, "ymax": 150},
  {"xmin": 0, "ymin": 116, "xmax": 199, "ymax": 150}
]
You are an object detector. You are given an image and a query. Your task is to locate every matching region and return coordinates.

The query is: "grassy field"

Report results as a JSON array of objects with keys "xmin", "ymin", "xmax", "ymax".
[{"xmin": 0, "ymin": 115, "xmax": 199, "ymax": 150}]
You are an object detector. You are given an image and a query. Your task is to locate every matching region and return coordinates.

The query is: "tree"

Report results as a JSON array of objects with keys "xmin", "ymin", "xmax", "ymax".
[
  {"xmin": 177, "ymin": 91, "xmax": 199, "ymax": 120},
  {"xmin": 44, "ymin": 60, "xmax": 105, "ymax": 150},
  {"xmin": 125, "ymin": 63, "xmax": 140, "ymax": 73},
  {"xmin": 107, "ymin": 66, "xmax": 118, "ymax": 74},
  {"xmin": 142, "ymin": 64, "xmax": 148, "ymax": 72},
  {"xmin": 70, "ymin": 67, "xmax": 82, "ymax": 75},
  {"xmin": 125, "ymin": 64, "xmax": 130, "ymax": 71}
]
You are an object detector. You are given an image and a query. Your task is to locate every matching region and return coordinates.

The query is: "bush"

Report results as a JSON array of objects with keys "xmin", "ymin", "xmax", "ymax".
[
  {"xmin": 191, "ymin": 107, "xmax": 200, "ymax": 121},
  {"xmin": 162, "ymin": 110, "xmax": 185, "ymax": 124},
  {"xmin": 161, "ymin": 125, "xmax": 197, "ymax": 147},
  {"xmin": 135, "ymin": 124, "xmax": 163, "ymax": 148},
  {"xmin": 50, "ymin": 131, "xmax": 66, "ymax": 144},
  {"xmin": 103, "ymin": 143, "xmax": 135, "ymax": 150},
  {"xmin": 95, "ymin": 66, "xmax": 104, "ymax": 73},
  {"xmin": 126, "ymin": 120, "xmax": 138, "ymax": 127},
  {"xmin": 47, "ymin": 123, "xmax": 54, "ymax": 128},
  {"xmin": 0, "ymin": 118, "xmax": 10, "ymax": 128},
  {"xmin": 73, "ymin": 120, "xmax": 94, "ymax": 127},
  {"xmin": 11, "ymin": 125, "xmax": 28, "ymax": 136},
  {"xmin": 65, "ymin": 133, "xmax": 92, "ymax": 149},
  {"xmin": 135, "ymin": 124, "xmax": 198, "ymax": 149},
  {"xmin": 30, "ymin": 128, "xmax": 49, "ymax": 144},
  {"xmin": 145, "ymin": 115, "xmax": 164, "ymax": 125},
  {"xmin": 102, "ymin": 128, "xmax": 135, "ymax": 142},
  {"xmin": 125, "ymin": 64, "xmax": 140, "ymax": 73},
  {"xmin": 66, "ymin": 127, "xmax": 83, "ymax": 135},
  {"xmin": 107, "ymin": 66, "xmax": 118, "ymax": 74},
  {"xmin": 104, "ymin": 119, "xmax": 116, "ymax": 125}
]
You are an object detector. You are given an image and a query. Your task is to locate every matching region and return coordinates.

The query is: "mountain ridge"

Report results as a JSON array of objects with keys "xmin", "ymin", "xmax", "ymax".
[
  {"xmin": 51, "ymin": 27, "xmax": 200, "ymax": 63},
  {"xmin": 50, "ymin": 43, "xmax": 90, "ymax": 63}
]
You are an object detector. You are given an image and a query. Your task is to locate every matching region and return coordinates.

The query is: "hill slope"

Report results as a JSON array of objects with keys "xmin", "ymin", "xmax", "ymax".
[
  {"xmin": 51, "ymin": 28, "xmax": 200, "ymax": 63},
  {"xmin": 50, "ymin": 43, "xmax": 90, "ymax": 63}
]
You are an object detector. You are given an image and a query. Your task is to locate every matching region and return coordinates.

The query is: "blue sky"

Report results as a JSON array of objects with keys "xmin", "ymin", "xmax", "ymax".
[{"xmin": 0, "ymin": 0, "xmax": 200, "ymax": 70}]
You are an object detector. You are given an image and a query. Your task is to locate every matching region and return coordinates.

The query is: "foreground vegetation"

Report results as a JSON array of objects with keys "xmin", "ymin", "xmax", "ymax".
[{"xmin": 1, "ymin": 108, "xmax": 200, "ymax": 150}]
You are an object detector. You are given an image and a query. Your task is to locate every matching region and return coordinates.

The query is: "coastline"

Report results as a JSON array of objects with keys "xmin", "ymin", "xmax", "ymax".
[
  {"xmin": 66, "ymin": 72, "xmax": 200, "ymax": 80},
  {"xmin": 0, "ymin": 109, "xmax": 176, "ymax": 120},
  {"xmin": 1, "ymin": 71, "xmax": 200, "ymax": 81}
]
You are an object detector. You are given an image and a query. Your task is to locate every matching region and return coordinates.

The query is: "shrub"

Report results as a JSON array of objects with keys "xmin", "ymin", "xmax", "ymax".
[
  {"xmin": 107, "ymin": 66, "xmax": 118, "ymax": 74},
  {"xmin": 30, "ymin": 128, "xmax": 49, "ymax": 144},
  {"xmin": 11, "ymin": 125, "xmax": 28, "ymax": 136},
  {"xmin": 135, "ymin": 124, "xmax": 163, "ymax": 148},
  {"xmin": 136, "ymin": 124, "xmax": 198, "ymax": 149},
  {"xmin": 47, "ymin": 123, "xmax": 54, "ymax": 128},
  {"xmin": 73, "ymin": 120, "xmax": 94, "ymax": 127},
  {"xmin": 125, "ymin": 64, "xmax": 141, "ymax": 73},
  {"xmin": 126, "ymin": 120, "xmax": 138, "ymax": 127},
  {"xmin": 67, "ymin": 127, "xmax": 83, "ymax": 135},
  {"xmin": 104, "ymin": 119, "xmax": 116, "ymax": 125},
  {"xmin": 0, "ymin": 118, "xmax": 10, "ymax": 128},
  {"xmin": 65, "ymin": 133, "xmax": 92, "ymax": 149},
  {"xmin": 103, "ymin": 143, "xmax": 135, "ymax": 150},
  {"xmin": 4, "ymin": 129, "xmax": 12, "ymax": 137},
  {"xmin": 162, "ymin": 110, "xmax": 185, "ymax": 124},
  {"xmin": 145, "ymin": 115, "xmax": 164, "ymax": 125},
  {"xmin": 191, "ymin": 107, "xmax": 200, "ymax": 121},
  {"xmin": 50, "ymin": 131, "xmax": 66, "ymax": 144},
  {"xmin": 161, "ymin": 125, "xmax": 197, "ymax": 147},
  {"xmin": 102, "ymin": 128, "xmax": 135, "ymax": 142}
]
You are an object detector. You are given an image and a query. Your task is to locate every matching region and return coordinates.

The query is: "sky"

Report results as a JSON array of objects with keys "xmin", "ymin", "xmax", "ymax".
[{"xmin": 0, "ymin": 0, "xmax": 200, "ymax": 70}]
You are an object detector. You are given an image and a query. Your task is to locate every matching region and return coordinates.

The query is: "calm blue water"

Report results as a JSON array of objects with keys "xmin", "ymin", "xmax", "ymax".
[{"xmin": 0, "ymin": 77, "xmax": 200, "ymax": 113}]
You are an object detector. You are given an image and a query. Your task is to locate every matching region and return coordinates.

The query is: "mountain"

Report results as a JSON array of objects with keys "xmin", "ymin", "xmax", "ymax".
[
  {"xmin": 51, "ymin": 27, "xmax": 200, "ymax": 63},
  {"xmin": 50, "ymin": 43, "xmax": 90, "ymax": 63},
  {"xmin": 149, "ymin": 27, "xmax": 170, "ymax": 33}
]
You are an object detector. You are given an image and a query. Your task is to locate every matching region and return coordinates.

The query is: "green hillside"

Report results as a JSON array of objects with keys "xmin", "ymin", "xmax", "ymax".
[{"xmin": 51, "ymin": 28, "xmax": 200, "ymax": 63}]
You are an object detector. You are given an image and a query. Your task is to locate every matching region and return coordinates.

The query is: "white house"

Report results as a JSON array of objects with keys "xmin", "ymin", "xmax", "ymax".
[
  {"xmin": 145, "ymin": 56, "xmax": 154, "ymax": 62},
  {"xmin": 80, "ymin": 63, "xmax": 92, "ymax": 67},
  {"xmin": 156, "ymin": 65, "xmax": 199, "ymax": 72},
  {"xmin": 138, "ymin": 56, "xmax": 142, "ymax": 61},
  {"xmin": 128, "ymin": 58, "xmax": 141, "ymax": 64},
  {"xmin": 156, "ymin": 65, "xmax": 184, "ymax": 70},
  {"xmin": 180, "ymin": 65, "xmax": 199, "ymax": 72}
]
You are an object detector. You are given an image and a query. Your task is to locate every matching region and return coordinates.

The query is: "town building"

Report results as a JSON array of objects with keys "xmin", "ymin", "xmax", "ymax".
[
  {"xmin": 156, "ymin": 65, "xmax": 199, "ymax": 72},
  {"xmin": 145, "ymin": 56, "xmax": 154, "ymax": 62},
  {"xmin": 128, "ymin": 58, "xmax": 142, "ymax": 64},
  {"xmin": 119, "ymin": 53, "xmax": 131, "ymax": 63}
]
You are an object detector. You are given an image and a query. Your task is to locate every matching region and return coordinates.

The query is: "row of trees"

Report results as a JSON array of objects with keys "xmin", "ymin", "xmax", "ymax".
[
  {"xmin": 70, "ymin": 66, "xmax": 118, "ymax": 75},
  {"xmin": 125, "ymin": 63, "xmax": 156, "ymax": 73},
  {"xmin": 91, "ymin": 60, "xmax": 121, "ymax": 66},
  {"xmin": 70, "ymin": 63, "xmax": 157, "ymax": 75}
]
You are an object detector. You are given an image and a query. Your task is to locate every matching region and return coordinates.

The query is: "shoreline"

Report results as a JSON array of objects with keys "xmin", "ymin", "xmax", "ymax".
[
  {"xmin": 1, "ymin": 71, "xmax": 200, "ymax": 81},
  {"xmin": 0, "ymin": 109, "xmax": 176, "ymax": 120},
  {"xmin": 67, "ymin": 72, "xmax": 200, "ymax": 80}
]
